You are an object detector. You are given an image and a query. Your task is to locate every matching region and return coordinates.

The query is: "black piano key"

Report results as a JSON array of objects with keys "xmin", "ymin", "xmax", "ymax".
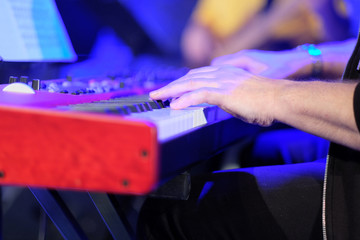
[
  {"xmin": 67, "ymin": 94, "xmax": 162, "ymax": 115},
  {"xmin": 143, "ymin": 102, "xmax": 152, "ymax": 111},
  {"xmin": 156, "ymin": 100, "xmax": 165, "ymax": 108},
  {"xmin": 149, "ymin": 101, "xmax": 161, "ymax": 109},
  {"xmin": 163, "ymin": 99, "xmax": 171, "ymax": 107},
  {"xmin": 103, "ymin": 106, "xmax": 132, "ymax": 115},
  {"xmin": 104, "ymin": 108, "xmax": 118, "ymax": 114},
  {"xmin": 122, "ymin": 106, "xmax": 132, "ymax": 115},
  {"xmin": 126, "ymin": 105, "xmax": 140, "ymax": 113},
  {"xmin": 137, "ymin": 104, "xmax": 145, "ymax": 112},
  {"xmin": 116, "ymin": 107, "xmax": 129, "ymax": 115}
]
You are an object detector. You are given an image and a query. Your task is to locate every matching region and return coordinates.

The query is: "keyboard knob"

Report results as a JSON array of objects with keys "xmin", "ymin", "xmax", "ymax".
[
  {"xmin": 32, "ymin": 79, "xmax": 41, "ymax": 90},
  {"xmin": 20, "ymin": 76, "xmax": 28, "ymax": 83},
  {"xmin": 9, "ymin": 76, "xmax": 17, "ymax": 83}
]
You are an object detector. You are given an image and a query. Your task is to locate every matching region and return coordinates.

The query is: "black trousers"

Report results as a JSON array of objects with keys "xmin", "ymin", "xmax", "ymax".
[{"xmin": 137, "ymin": 159, "xmax": 325, "ymax": 240}]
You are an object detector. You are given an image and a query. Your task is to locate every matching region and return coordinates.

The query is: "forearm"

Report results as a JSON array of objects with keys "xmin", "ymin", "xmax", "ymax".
[
  {"xmin": 211, "ymin": 39, "xmax": 356, "ymax": 80},
  {"xmin": 274, "ymin": 80, "xmax": 360, "ymax": 150}
]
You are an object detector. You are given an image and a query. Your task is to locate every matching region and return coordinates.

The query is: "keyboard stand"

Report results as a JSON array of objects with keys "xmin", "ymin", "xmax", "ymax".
[
  {"xmin": 29, "ymin": 171, "xmax": 192, "ymax": 239},
  {"xmin": 29, "ymin": 188, "xmax": 88, "ymax": 240},
  {"xmin": 88, "ymin": 193, "xmax": 136, "ymax": 240}
]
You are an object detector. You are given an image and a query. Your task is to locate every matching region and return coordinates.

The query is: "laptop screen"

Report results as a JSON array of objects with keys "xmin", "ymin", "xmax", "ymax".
[{"xmin": 0, "ymin": 0, "xmax": 77, "ymax": 62}]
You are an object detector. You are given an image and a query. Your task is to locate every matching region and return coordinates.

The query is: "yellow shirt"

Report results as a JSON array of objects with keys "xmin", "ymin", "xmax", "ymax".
[
  {"xmin": 193, "ymin": 0, "xmax": 348, "ymax": 45},
  {"xmin": 194, "ymin": 0, "xmax": 266, "ymax": 39}
]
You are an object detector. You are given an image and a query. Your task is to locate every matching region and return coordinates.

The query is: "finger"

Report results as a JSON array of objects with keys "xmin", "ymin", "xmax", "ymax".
[
  {"xmin": 169, "ymin": 88, "xmax": 222, "ymax": 109},
  {"xmin": 174, "ymin": 67, "xmax": 220, "ymax": 83},
  {"xmin": 212, "ymin": 52, "xmax": 269, "ymax": 73},
  {"xmin": 186, "ymin": 66, "xmax": 219, "ymax": 74},
  {"xmin": 150, "ymin": 77, "xmax": 220, "ymax": 100},
  {"xmin": 149, "ymin": 77, "xmax": 193, "ymax": 99}
]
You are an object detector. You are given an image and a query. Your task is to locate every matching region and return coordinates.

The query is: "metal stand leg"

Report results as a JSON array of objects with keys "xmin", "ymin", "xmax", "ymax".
[
  {"xmin": 29, "ymin": 172, "xmax": 191, "ymax": 240},
  {"xmin": 89, "ymin": 193, "xmax": 145, "ymax": 240},
  {"xmin": 37, "ymin": 208, "xmax": 47, "ymax": 240},
  {"xmin": 29, "ymin": 188, "xmax": 87, "ymax": 240}
]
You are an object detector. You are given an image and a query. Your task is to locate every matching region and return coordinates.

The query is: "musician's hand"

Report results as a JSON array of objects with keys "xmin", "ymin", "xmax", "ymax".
[
  {"xmin": 150, "ymin": 65, "xmax": 283, "ymax": 126},
  {"xmin": 211, "ymin": 49, "xmax": 311, "ymax": 79}
]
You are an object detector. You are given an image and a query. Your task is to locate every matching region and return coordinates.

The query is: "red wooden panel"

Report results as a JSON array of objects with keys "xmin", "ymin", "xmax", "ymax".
[{"xmin": 0, "ymin": 105, "xmax": 158, "ymax": 195}]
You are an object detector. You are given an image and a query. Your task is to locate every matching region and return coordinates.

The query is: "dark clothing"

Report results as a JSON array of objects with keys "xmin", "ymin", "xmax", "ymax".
[
  {"xmin": 353, "ymin": 82, "xmax": 360, "ymax": 131},
  {"xmin": 324, "ymin": 34, "xmax": 360, "ymax": 240},
  {"xmin": 138, "ymin": 160, "xmax": 325, "ymax": 240},
  {"xmin": 325, "ymin": 145, "xmax": 360, "ymax": 239}
]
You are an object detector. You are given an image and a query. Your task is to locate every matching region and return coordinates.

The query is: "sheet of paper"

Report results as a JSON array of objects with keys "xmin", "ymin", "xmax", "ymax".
[{"xmin": 0, "ymin": 0, "xmax": 77, "ymax": 62}]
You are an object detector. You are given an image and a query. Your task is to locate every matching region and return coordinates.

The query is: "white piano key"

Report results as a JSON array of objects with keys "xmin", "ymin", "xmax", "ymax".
[{"xmin": 125, "ymin": 105, "xmax": 229, "ymax": 141}]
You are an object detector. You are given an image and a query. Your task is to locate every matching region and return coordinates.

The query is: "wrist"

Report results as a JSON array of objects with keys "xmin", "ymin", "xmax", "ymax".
[
  {"xmin": 279, "ymin": 49, "xmax": 313, "ymax": 79},
  {"xmin": 296, "ymin": 44, "xmax": 322, "ymax": 78},
  {"xmin": 313, "ymin": 39, "xmax": 355, "ymax": 78},
  {"xmin": 271, "ymin": 79, "xmax": 294, "ymax": 123}
]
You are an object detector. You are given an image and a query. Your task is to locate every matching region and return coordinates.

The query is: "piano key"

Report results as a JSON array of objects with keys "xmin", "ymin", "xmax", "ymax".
[
  {"xmin": 143, "ymin": 102, "xmax": 152, "ymax": 111},
  {"xmin": 68, "ymin": 94, "xmax": 162, "ymax": 113},
  {"xmin": 163, "ymin": 99, "xmax": 171, "ymax": 107},
  {"xmin": 125, "ymin": 105, "xmax": 139, "ymax": 113},
  {"xmin": 64, "ymin": 94, "xmax": 231, "ymax": 141},
  {"xmin": 137, "ymin": 104, "xmax": 145, "ymax": 112},
  {"xmin": 124, "ymin": 106, "xmax": 221, "ymax": 141},
  {"xmin": 149, "ymin": 100, "xmax": 161, "ymax": 109},
  {"xmin": 156, "ymin": 100, "xmax": 165, "ymax": 108},
  {"xmin": 120, "ymin": 107, "xmax": 130, "ymax": 115}
]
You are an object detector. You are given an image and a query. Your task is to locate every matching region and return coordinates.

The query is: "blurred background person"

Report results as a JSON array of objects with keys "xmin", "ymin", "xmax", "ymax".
[{"xmin": 182, "ymin": 0, "xmax": 352, "ymax": 68}]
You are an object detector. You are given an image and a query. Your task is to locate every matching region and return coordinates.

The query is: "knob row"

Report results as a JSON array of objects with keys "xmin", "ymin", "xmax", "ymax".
[{"xmin": 8, "ymin": 76, "xmax": 40, "ymax": 90}]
